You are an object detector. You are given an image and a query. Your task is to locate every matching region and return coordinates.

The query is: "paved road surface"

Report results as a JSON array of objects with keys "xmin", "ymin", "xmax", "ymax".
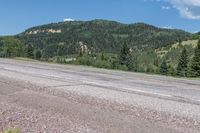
[{"xmin": 0, "ymin": 58, "xmax": 200, "ymax": 133}]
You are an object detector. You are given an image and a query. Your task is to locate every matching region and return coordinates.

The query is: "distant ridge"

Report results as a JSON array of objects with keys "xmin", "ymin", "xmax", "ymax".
[{"xmin": 16, "ymin": 19, "xmax": 192, "ymax": 54}]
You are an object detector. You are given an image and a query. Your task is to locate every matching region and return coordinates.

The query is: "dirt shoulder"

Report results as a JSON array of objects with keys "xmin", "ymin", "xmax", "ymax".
[{"xmin": 0, "ymin": 76, "xmax": 199, "ymax": 133}]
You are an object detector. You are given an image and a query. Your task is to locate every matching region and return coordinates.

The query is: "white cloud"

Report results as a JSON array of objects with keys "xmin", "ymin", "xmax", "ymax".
[
  {"xmin": 63, "ymin": 18, "xmax": 75, "ymax": 22},
  {"xmin": 148, "ymin": 0, "xmax": 200, "ymax": 19},
  {"xmin": 193, "ymin": 30, "xmax": 199, "ymax": 33},
  {"xmin": 161, "ymin": 6, "xmax": 170, "ymax": 10},
  {"xmin": 168, "ymin": 0, "xmax": 200, "ymax": 19},
  {"xmin": 163, "ymin": 26, "xmax": 173, "ymax": 29}
]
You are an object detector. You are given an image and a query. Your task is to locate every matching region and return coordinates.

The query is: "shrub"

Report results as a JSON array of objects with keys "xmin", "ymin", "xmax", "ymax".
[{"xmin": 94, "ymin": 60, "xmax": 111, "ymax": 69}]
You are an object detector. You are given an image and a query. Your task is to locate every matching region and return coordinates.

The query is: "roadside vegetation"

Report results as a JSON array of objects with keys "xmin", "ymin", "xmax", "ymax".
[{"xmin": 0, "ymin": 36, "xmax": 199, "ymax": 78}]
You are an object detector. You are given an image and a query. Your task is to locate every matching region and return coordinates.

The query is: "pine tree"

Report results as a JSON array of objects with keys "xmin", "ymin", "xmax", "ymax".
[
  {"xmin": 118, "ymin": 43, "xmax": 136, "ymax": 71},
  {"xmin": 190, "ymin": 40, "xmax": 200, "ymax": 77},
  {"xmin": 169, "ymin": 65, "xmax": 176, "ymax": 76},
  {"xmin": 126, "ymin": 53, "xmax": 136, "ymax": 71},
  {"xmin": 176, "ymin": 48, "xmax": 189, "ymax": 77},
  {"xmin": 119, "ymin": 43, "xmax": 130, "ymax": 65},
  {"xmin": 26, "ymin": 44, "xmax": 34, "ymax": 59},
  {"xmin": 34, "ymin": 50, "xmax": 42, "ymax": 60},
  {"xmin": 160, "ymin": 60, "xmax": 168, "ymax": 75}
]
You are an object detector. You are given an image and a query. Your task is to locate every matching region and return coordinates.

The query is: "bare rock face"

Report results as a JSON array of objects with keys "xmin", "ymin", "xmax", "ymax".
[
  {"xmin": 26, "ymin": 29, "xmax": 61, "ymax": 35},
  {"xmin": 79, "ymin": 41, "xmax": 91, "ymax": 55}
]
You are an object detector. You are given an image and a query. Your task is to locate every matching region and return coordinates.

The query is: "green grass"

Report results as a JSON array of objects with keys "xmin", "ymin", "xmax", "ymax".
[
  {"xmin": 1, "ymin": 128, "xmax": 20, "ymax": 133},
  {"xmin": 13, "ymin": 57, "xmax": 38, "ymax": 62}
]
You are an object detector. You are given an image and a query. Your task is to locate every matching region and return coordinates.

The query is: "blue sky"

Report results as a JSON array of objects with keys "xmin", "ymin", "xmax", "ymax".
[{"xmin": 0, "ymin": 0, "xmax": 200, "ymax": 35}]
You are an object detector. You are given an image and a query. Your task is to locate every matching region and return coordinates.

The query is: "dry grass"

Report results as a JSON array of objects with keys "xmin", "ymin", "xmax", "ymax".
[{"xmin": 1, "ymin": 128, "xmax": 20, "ymax": 133}]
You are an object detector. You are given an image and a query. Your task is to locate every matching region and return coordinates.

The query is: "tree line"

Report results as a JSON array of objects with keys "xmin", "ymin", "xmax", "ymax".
[
  {"xmin": 0, "ymin": 37, "xmax": 42, "ymax": 60},
  {"xmin": 158, "ymin": 40, "xmax": 200, "ymax": 77},
  {"xmin": 0, "ymin": 36, "xmax": 199, "ymax": 78},
  {"xmin": 74, "ymin": 39, "xmax": 200, "ymax": 78}
]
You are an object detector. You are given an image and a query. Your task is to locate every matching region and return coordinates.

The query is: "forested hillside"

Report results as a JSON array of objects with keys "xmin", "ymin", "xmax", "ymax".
[
  {"xmin": 0, "ymin": 19, "xmax": 199, "ymax": 77},
  {"xmin": 17, "ymin": 19, "xmax": 192, "ymax": 57}
]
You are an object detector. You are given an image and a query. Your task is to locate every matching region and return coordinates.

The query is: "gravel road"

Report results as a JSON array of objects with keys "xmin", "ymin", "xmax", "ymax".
[{"xmin": 0, "ymin": 58, "xmax": 200, "ymax": 133}]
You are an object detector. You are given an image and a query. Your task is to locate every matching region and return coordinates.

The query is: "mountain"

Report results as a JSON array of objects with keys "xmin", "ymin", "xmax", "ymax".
[{"xmin": 16, "ymin": 19, "xmax": 192, "ymax": 56}]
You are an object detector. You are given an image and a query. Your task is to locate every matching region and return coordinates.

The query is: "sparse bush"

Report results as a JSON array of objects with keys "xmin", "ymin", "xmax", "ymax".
[
  {"xmin": 76, "ymin": 55, "xmax": 94, "ymax": 66},
  {"xmin": 160, "ymin": 60, "xmax": 168, "ymax": 75},
  {"xmin": 34, "ymin": 50, "xmax": 42, "ymax": 60},
  {"xmin": 94, "ymin": 60, "xmax": 111, "ymax": 69}
]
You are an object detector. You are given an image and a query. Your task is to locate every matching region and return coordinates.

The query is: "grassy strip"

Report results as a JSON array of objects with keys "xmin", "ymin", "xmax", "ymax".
[{"xmin": 1, "ymin": 128, "xmax": 20, "ymax": 133}]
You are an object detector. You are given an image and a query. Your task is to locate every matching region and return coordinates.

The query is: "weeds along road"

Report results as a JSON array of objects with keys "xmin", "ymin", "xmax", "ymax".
[{"xmin": 0, "ymin": 58, "xmax": 200, "ymax": 133}]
